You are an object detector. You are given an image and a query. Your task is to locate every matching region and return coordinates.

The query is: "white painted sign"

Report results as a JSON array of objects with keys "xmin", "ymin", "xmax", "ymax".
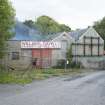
[{"xmin": 21, "ymin": 41, "xmax": 61, "ymax": 49}]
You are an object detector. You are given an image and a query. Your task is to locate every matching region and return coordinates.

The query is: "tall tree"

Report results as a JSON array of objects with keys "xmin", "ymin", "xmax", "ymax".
[
  {"xmin": 23, "ymin": 20, "xmax": 35, "ymax": 28},
  {"xmin": 60, "ymin": 24, "xmax": 71, "ymax": 32},
  {"xmin": 0, "ymin": 0, "xmax": 15, "ymax": 58},
  {"xmin": 93, "ymin": 17, "xmax": 105, "ymax": 42},
  {"xmin": 66, "ymin": 45, "xmax": 72, "ymax": 65},
  {"xmin": 35, "ymin": 15, "xmax": 71, "ymax": 34}
]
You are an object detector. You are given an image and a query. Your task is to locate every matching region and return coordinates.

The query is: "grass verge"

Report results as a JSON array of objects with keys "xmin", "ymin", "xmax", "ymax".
[{"xmin": 0, "ymin": 69, "xmax": 85, "ymax": 84}]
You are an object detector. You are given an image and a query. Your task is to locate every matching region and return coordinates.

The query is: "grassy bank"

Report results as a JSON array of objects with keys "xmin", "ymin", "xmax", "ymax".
[{"xmin": 0, "ymin": 69, "xmax": 86, "ymax": 84}]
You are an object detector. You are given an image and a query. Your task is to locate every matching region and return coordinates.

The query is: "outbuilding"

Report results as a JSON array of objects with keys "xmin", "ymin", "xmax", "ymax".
[
  {"xmin": 1, "ymin": 21, "xmax": 104, "ymax": 69},
  {"xmin": 6, "ymin": 21, "xmax": 73, "ymax": 69},
  {"xmin": 69, "ymin": 27, "xmax": 104, "ymax": 69}
]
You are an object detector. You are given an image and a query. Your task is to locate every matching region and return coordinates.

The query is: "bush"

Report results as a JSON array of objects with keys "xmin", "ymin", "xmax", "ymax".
[
  {"xmin": 54, "ymin": 59, "xmax": 66, "ymax": 69},
  {"xmin": 53, "ymin": 60, "xmax": 82, "ymax": 69},
  {"xmin": 69, "ymin": 62, "xmax": 81, "ymax": 68}
]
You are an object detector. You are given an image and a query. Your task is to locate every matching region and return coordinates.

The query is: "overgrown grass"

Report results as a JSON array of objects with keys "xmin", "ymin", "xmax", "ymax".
[
  {"xmin": 0, "ymin": 70, "xmax": 32, "ymax": 84},
  {"xmin": 0, "ymin": 68, "xmax": 83, "ymax": 84}
]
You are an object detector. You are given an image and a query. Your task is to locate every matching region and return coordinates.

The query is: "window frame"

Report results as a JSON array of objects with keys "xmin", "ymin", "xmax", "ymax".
[{"xmin": 12, "ymin": 52, "xmax": 20, "ymax": 60}]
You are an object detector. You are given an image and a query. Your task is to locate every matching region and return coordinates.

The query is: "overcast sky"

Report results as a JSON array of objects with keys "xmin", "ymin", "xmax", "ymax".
[{"xmin": 10, "ymin": 0, "xmax": 105, "ymax": 29}]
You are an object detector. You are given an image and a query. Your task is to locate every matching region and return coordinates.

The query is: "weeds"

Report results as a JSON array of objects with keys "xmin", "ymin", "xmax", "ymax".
[{"xmin": 0, "ymin": 68, "xmax": 83, "ymax": 84}]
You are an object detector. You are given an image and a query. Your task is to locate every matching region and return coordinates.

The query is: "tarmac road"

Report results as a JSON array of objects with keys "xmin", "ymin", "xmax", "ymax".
[{"xmin": 0, "ymin": 71, "xmax": 105, "ymax": 105}]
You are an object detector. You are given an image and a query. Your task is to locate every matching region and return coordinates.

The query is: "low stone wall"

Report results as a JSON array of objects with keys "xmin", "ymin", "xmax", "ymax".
[{"xmin": 73, "ymin": 56, "xmax": 105, "ymax": 69}]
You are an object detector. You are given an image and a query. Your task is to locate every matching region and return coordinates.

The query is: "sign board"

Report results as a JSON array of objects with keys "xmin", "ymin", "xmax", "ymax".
[{"xmin": 21, "ymin": 41, "xmax": 61, "ymax": 49}]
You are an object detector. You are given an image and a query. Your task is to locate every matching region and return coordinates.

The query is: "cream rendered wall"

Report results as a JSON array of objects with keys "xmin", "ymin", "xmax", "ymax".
[
  {"xmin": 73, "ymin": 27, "xmax": 104, "ymax": 56},
  {"xmin": 72, "ymin": 27, "xmax": 105, "ymax": 69},
  {"xmin": 78, "ymin": 27, "xmax": 104, "ymax": 44}
]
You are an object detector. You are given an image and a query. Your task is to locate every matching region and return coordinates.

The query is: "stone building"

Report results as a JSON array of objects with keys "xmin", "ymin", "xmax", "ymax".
[
  {"xmin": 6, "ymin": 21, "xmax": 73, "ymax": 69},
  {"xmin": 1, "ymin": 21, "xmax": 104, "ymax": 69}
]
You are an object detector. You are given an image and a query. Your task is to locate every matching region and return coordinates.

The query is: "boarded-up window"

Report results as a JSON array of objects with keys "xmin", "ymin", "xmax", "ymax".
[{"xmin": 12, "ymin": 52, "xmax": 19, "ymax": 60}]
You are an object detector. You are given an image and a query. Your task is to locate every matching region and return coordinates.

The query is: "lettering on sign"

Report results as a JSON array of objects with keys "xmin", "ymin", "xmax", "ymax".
[{"xmin": 21, "ymin": 41, "xmax": 61, "ymax": 49}]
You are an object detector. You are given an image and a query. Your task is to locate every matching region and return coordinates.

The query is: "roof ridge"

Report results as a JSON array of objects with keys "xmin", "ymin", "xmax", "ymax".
[{"xmin": 68, "ymin": 28, "xmax": 88, "ymax": 40}]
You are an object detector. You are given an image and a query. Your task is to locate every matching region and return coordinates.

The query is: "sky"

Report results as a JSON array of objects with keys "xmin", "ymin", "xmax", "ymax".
[{"xmin": 10, "ymin": 0, "xmax": 105, "ymax": 29}]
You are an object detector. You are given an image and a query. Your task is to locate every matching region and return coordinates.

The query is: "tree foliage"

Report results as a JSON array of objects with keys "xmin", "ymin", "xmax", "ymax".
[
  {"xmin": 60, "ymin": 24, "xmax": 71, "ymax": 32},
  {"xmin": 66, "ymin": 45, "xmax": 72, "ymax": 64},
  {"xmin": 23, "ymin": 20, "xmax": 35, "ymax": 28},
  {"xmin": 66, "ymin": 45, "xmax": 73, "ymax": 68},
  {"xmin": 0, "ymin": 0, "xmax": 15, "ymax": 58},
  {"xmin": 35, "ymin": 15, "xmax": 71, "ymax": 34},
  {"xmin": 93, "ymin": 17, "xmax": 105, "ymax": 42}
]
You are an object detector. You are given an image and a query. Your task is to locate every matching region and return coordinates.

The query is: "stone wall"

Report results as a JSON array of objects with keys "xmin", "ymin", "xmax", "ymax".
[
  {"xmin": 73, "ymin": 56, "xmax": 105, "ymax": 69},
  {"xmin": 4, "ymin": 41, "xmax": 32, "ymax": 69}
]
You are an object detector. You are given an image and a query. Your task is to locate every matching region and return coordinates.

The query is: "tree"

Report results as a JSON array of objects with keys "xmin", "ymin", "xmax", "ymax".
[
  {"xmin": 35, "ymin": 15, "xmax": 71, "ymax": 34},
  {"xmin": 93, "ymin": 17, "xmax": 105, "ymax": 48},
  {"xmin": 35, "ymin": 15, "xmax": 60, "ymax": 34},
  {"xmin": 60, "ymin": 24, "xmax": 71, "ymax": 32},
  {"xmin": 0, "ymin": 0, "xmax": 15, "ymax": 58},
  {"xmin": 23, "ymin": 20, "xmax": 35, "ymax": 28},
  {"xmin": 66, "ymin": 45, "xmax": 72, "ymax": 65},
  {"xmin": 66, "ymin": 45, "xmax": 73, "ymax": 68}
]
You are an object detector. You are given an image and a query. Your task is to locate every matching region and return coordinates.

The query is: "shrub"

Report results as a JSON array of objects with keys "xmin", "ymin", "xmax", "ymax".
[
  {"xmin": 54, "ymin": 59, "xmax": 66, "ymax": 69},
  {"xmin": 70, "ymin": 62, "xmax": 81, "ymax": 68}
]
